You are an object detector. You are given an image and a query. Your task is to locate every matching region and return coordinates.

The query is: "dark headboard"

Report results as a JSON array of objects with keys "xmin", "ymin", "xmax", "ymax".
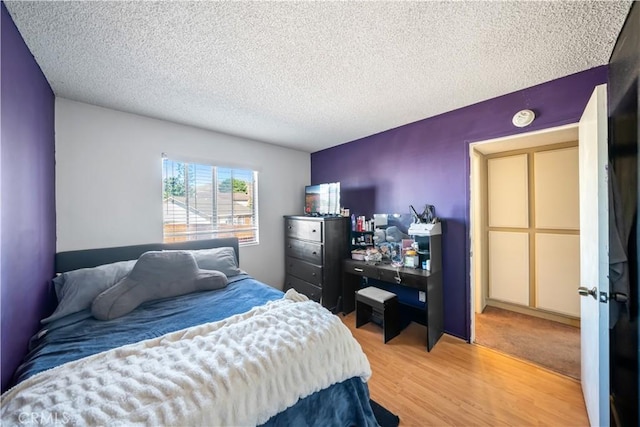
[{"xmin": 55, "ymin": 238, "xmax": 240, "ymax": 273}]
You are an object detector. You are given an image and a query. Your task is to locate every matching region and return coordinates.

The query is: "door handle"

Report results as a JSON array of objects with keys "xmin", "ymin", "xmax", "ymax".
[{"xmin": 578, "ymin": 286, "xmax": 598, "ymax": 300}]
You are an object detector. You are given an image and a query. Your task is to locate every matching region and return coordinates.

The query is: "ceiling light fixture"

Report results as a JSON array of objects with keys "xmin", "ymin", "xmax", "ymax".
[{"xmin": 512, "ymin": 109, "xmax": 535, "ymax": 127}]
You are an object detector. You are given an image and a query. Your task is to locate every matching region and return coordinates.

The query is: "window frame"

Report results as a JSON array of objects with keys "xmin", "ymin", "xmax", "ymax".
[{"xmin": 161, "ymin": 156, "xmax": 259, "ymax": 246}]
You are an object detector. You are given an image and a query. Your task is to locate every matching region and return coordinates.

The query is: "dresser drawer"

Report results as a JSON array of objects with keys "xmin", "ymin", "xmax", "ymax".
[
  {"xmin": 284, "ymin": 275, "xmax": 321, "ymax": 303},
  {"xmin": 342, "ymin": 259, "xmax": 379, "ymax": 278},
  {"xmin": 285, "ymin": 238, "xmax": 323, "ymax": 264},
  {"xmin": 286, "ymin": 256, "xmax": 323, "ymax": 286},
  {"xmin": 285, "ymin": 219, "xmax": 323, "ymax": 242},
  {"xmin": 374, "ymin": 265, "xmax": 428, "ymax": 290},
  {"xmin": 376, "ymin": 267, "xmax": 400, "ymax": 283},
  {"xmin": 396, "ymin": 271, "xmax": 428, "ymax": 289}
]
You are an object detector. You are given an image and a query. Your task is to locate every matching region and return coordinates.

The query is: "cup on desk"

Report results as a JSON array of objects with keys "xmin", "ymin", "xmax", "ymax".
[{"xmin": 423, "ymin": 260, "xmax": 431, "ymax": 271}]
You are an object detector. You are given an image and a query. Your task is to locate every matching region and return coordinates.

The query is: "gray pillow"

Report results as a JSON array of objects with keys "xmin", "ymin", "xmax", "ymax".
[
  {"xmin": 167, "ymin": 247, "xmax": 243, "ymax": 277},
  {"xmin": 91, "ymin": 251, "xmax": 228, "ymax": 321},
  {"xmin": 42, "ymin": 260, "xmax": 136, "ymax": 324}
]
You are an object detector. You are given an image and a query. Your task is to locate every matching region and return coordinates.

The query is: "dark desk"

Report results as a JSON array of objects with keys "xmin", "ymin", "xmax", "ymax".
[{"xmin": 342, "ymin": 259, "xmax": 444, "ymax": 351}]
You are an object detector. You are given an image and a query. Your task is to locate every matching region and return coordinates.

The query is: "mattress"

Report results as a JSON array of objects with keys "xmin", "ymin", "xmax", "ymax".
[{"xmin": 10, "ymin": 275, "xmax": 378, "ymax": 426}]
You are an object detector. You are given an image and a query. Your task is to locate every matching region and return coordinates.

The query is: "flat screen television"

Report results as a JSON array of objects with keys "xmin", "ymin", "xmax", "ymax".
[{"xmin": 305, "ymin": 182, "xmax": 340, "ymax": 216}]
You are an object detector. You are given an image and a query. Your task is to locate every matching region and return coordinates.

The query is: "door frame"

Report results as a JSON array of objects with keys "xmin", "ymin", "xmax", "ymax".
[{"xmin": 468, "ymin": 123, "xmax": 579, "ymax": 342}]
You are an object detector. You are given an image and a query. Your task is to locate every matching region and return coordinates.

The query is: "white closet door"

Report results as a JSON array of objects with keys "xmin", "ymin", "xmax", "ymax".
[
  {"xmin": 536, "ymin": 233, "xmax": 581, "ymax": 317},
  {"xmin": 489, "ymin": 231, "xmax": 530, "ymax": 306},
  {"xmin": 534, "ymin": 147, "xmax": 580, "ymax": 230},
  {"xmin": 488, "ymin": 154, "xmax": 529, "ymax": 228}
]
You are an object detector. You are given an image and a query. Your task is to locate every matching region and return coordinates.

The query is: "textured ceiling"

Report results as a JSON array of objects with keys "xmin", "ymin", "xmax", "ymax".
[{"xmin": 5, "ymin": 1, "xmax": 632, "ymax": 152}]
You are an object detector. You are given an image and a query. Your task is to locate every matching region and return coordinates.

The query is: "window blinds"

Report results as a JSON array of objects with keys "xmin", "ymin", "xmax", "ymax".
[{"xmin": 162, "ymin": 158, "xmax": 258, "ymax": 244}]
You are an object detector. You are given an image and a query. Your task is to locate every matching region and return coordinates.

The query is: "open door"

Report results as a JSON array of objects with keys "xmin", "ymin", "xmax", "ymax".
[{"xmin": 578, "ymin": 84, "xmax": 610, "ymax": 426}]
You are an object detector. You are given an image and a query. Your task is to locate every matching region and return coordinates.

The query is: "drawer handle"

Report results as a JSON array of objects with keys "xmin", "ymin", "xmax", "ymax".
[
  {"xmin": 288, "ymin": 245, "xmax": 292, "ymax": 248},
  {"xmin": 312, "ymin": 229, "xmax": 317, "ymax": 233},
  {"xmin": 288, "ymin": 225, "xmax": 292, "ymax": 229},
  {"xmin": 312, "ymin": 272, "xmax": 316, "ymax": 276},
  {"xmin": 354, "ymin": 268, "xmax": 364, "ymax": 272},
  {"xmin": 312, "ymin": 251, "xmax": 317, "ymax": 255}
]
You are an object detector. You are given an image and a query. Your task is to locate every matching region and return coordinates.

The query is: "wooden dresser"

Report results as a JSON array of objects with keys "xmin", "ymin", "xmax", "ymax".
[{"xmin": 284, "ymin": 215, "xmax": 349, "ymax": 311}]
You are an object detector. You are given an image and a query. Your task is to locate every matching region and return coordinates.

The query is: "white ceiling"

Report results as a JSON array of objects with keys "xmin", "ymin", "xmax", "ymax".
[{"xmin": 5, "ymin": 1, "xmax": 632, "ymax": 153}]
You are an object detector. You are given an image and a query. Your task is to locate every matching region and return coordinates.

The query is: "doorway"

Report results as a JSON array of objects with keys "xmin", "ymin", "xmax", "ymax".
[{"xmin": 469, "ymin": 123, "xmax": 582, "ymax": 379}]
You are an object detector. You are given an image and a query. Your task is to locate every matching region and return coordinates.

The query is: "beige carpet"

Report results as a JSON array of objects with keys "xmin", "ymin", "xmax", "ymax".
[{"xmin": 475, "ymin": 306, "xmax": 580, "ymax": 380}]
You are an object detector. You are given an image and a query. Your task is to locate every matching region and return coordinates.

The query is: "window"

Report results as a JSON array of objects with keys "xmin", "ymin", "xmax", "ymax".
[{"xmin": 162, "ymin": 157, "xmax": 258, "ymax": 245}]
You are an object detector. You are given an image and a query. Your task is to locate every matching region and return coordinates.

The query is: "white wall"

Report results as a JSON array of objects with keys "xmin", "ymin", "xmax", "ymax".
[{"xmin": 55, "ymin": 98, "xmax": 310, "ymax": 288}]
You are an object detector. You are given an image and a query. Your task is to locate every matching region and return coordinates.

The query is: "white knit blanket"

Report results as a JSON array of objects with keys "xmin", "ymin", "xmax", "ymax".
[{"xmin": 1, "ymin": 291, "xmax": 371, "ymax": 426}]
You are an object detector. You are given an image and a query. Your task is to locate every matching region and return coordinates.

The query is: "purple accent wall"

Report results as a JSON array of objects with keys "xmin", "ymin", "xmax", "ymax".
[
  {"xmin": 1, "ymin": 3, "xmax": 56, "ymax": 392},
  {"xmin": 312, "ymin": 66, "xmax": 608, "ymax": 340}
]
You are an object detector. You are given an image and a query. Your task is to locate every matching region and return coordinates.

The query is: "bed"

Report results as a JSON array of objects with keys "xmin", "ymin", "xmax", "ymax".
[{"xmin": 1, "ymin": 238, "xmax": 378, "ymax": 426}]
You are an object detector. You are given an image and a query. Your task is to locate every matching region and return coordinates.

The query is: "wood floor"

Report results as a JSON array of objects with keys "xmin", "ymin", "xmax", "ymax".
[{"xmin": 341, "ymin": 312, "xmax": 589, "ymax": 426}]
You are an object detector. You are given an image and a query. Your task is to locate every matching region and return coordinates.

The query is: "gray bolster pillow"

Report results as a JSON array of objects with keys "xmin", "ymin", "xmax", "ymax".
[{"xmin": 91, "ymin": 250, "xmax": 228, "ymax": 320}]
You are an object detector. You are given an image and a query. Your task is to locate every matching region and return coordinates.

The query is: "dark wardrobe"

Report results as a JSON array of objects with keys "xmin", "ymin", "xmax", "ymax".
[{"xmin": 607, "ymin": 3, "xmax": 639, "ymax": 426}]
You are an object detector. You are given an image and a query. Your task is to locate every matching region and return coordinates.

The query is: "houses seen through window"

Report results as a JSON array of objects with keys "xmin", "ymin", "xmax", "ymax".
[{"xmin": 162, "ymin": 157, "xmax": 258, "ymax": 245}]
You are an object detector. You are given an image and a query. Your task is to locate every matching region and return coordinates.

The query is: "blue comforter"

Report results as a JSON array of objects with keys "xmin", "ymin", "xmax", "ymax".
[{"xmin": 13, "ymin": 275, "xmax": 378, "ymax": 426}]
